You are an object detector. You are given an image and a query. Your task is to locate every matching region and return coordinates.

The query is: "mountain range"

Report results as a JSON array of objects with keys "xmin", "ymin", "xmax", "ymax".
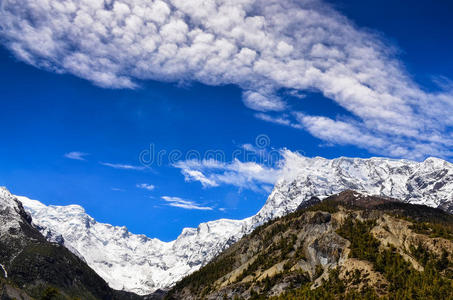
[{"xmin": 4, "ymin": 154, "xmax": 453, "ymax": 295}]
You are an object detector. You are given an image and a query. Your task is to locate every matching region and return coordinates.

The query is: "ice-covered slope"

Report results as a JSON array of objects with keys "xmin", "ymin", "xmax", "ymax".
[
  {"xmin": 252, "ymin": 154, "xmax": 453, "ymax": 223},
  {"xmin": 18, "ymin": 196, "xmax": 251, "ymax": 295},
  {"xmin": 14, "ymin": 154, "xmax": 453, "ymax": 294}
]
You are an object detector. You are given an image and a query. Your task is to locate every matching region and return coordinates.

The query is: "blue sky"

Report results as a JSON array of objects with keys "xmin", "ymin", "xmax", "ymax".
[{"xmin": 0, "ymin": 0, "xmax": 452, "ymax": 241}]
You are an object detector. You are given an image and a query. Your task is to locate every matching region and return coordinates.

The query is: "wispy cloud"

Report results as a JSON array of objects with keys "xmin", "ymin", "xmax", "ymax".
[
  {"xmin": 174, "ymin": 149, "xmax": 356, "ymax": 191},
  {"xmin": 64, "ymin": 151, "xmax": 89, "ymax": 161},
  {"xmin": 111, "ymin": 187, "xmax": 125, "ymax": 192},
  {"xmin": 136, "ymin": 183, "xmax": 155, "ymax": 191},
  {"xmin": 294, "ymin": 113, "xmax": 386, "ymax": 149},
  {"xmin": 161, "ymin": 196, "xmax": 212, "ymax": 211},
  {"xmin": 173, "ymin": 158, "xmax": 279, "ymax": 192},
  {"xmin": 1, "ymin": 0, "xmax": 453, "ymax": 159},
  {"xmin": 254, "ymin": 113, "xmax": 302, "ymax": 129},
  {"xmin": 100, "ymin": 162, "xmax": 145, "ymax": 171},
  {"xmin": 179, "ymin": 169, "xmax": 219, "ymax": 188}
]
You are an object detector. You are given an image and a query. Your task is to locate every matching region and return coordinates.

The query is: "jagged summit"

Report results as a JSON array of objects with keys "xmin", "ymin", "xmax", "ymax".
[{"xmin": 7, "ymin": 154, "xmax": 453, "ymax": 294}]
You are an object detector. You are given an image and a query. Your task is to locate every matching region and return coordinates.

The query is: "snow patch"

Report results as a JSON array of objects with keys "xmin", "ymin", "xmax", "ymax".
[{"xmin": 0, "ymin": 264, "xmax": 7, "ymax": 278}]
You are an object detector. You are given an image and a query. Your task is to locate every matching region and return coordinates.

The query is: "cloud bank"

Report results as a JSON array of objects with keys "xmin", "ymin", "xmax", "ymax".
[{"xmin": 1, "ymin": 0, "xmax": 453, "ymax": 159}]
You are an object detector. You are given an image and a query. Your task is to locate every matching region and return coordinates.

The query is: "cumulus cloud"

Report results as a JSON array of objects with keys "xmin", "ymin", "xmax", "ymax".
[
  {"xmin": 161, "ymin": 196, "xmax": 212, "ymax": 210},
  {"xmin": 100, "ymin": 162, "xmax": 146, "ymax": 170},
  {"xmin": 64, "ymin": 151, "xmax": 89, "ymax": 161},
  {"xmin": 1, "ymin": 0, "xmax": 453, "ymax": 159},
  {"xmin": 136, "ymin": 183, "xmax": 155, "ymax": 190}
]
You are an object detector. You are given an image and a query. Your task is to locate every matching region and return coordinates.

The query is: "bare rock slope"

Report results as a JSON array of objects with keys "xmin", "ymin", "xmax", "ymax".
[{"xmin": 167, "ymin": 190, "xmax": 453, "ymax": 299}]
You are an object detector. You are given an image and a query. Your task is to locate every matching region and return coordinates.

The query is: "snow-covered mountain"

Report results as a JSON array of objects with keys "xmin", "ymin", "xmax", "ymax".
[
  {"xmin": 8, "ymin": 154, "xmax": 453, "ymax": 295},
  {"xmin": 17, "ymin": 196, "xmax": 252, "ymax": 295}
]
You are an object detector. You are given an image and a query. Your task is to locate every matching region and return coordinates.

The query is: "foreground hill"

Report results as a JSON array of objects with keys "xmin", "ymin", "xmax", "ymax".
[
  {"xmin": 16, "ymin": 155, "xmax": 453, "ymax": 294},
  {"xmin": 0, "ymin": 187, "xmax": 142, "ymax": 300},
  {"xmin": 167, "ymin": 190, "xmax": 453, "ymax": 299}
]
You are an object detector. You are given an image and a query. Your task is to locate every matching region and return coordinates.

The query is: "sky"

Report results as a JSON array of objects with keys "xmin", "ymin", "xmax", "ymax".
[{"xmin": 0, "ymin": 0, "xmax": 452, "ymax": 241}]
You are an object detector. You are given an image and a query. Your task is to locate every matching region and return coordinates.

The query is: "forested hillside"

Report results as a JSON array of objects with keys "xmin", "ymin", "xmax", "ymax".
[{"xmin": 166, "ymin": 191, "xmax": 453, "ymax": 299}]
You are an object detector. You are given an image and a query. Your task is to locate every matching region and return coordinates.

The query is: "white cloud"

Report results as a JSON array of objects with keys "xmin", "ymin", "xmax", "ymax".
[
  {"xmin": 136, "ymin": 183, "xmax": 155, "ymax": 190},
  {"xmin": 64, "ymin": 151, "xmax": 89, "ymax": 161},
  {"xmin": 242, "ymin": 91, "xmax": 286, "ymax": 111},
  {"xmin": 1, "ymin": 0, "xmax": 453, "ymax": 159},
  {"xmin": 161, "ymin": 196, "xmax": 212, "ymax": 210},
  {"xmin": 295, "ymin": 113, "xmax": 386, "ymax": 148},
  {"xmin": 173, "ymin": 158, "xmax": 280, "ymax": 191},
  {"xmin": 100, "ymin": 162, "xmax": 145, "ymax": 170},
  {"xmin": 172, "ymin": 149, "xmax": 326, "ymax": 191},
  {"xmin": 179, "ymin": 169, "xmax": 219, "ymax": 188},
  {"xmin": 254, "ymin": 113, "xmax": 303, "ymax": 129},
  {"xmin": 290, "ymin": 112, "xmax": 453, "ymax": 159}
]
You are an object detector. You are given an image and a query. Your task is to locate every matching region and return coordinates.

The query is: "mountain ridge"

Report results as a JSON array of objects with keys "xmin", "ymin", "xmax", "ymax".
[
  {"xmin": 11, "ymin": 154, "xmax": 453, "ymax": 294},
  {"xmin": 0, "ymin": 187, "xmax": 143, "ymax": 300},
  {"xmin": 166, "ymin": 190, "xmax": 453, "ymax": 299}
]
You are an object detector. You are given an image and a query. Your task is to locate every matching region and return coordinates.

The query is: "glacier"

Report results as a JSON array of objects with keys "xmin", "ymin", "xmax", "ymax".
[{"xmin": 4, "ymin": 153, "xmax": 453, "ymax": 295}]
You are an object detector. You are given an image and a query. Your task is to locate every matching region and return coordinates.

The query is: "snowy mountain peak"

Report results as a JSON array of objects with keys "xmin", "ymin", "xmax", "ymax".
[
  {"xmin": 0, "ymin": 186, "xmax": 15, "ymax": 207},
  {"xmin": 7, "ymin": 154, "xmax": 453, "ymax": 295},
  {"xmin": 0, "ymin": 187, "xmax": 21, "ymax": 235}
]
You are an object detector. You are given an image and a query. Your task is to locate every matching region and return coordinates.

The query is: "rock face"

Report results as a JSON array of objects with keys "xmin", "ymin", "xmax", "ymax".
[
  {"xmin": 0, "ymin": 187, "xmax": 142, "ymax": 300},
  {"xmin": 166, "ymin": 191, "xmax": 453, "ymax": 299},
  {"xmin": 14, "ymin": 155, "xmax": 453, "ymax": 294}
]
